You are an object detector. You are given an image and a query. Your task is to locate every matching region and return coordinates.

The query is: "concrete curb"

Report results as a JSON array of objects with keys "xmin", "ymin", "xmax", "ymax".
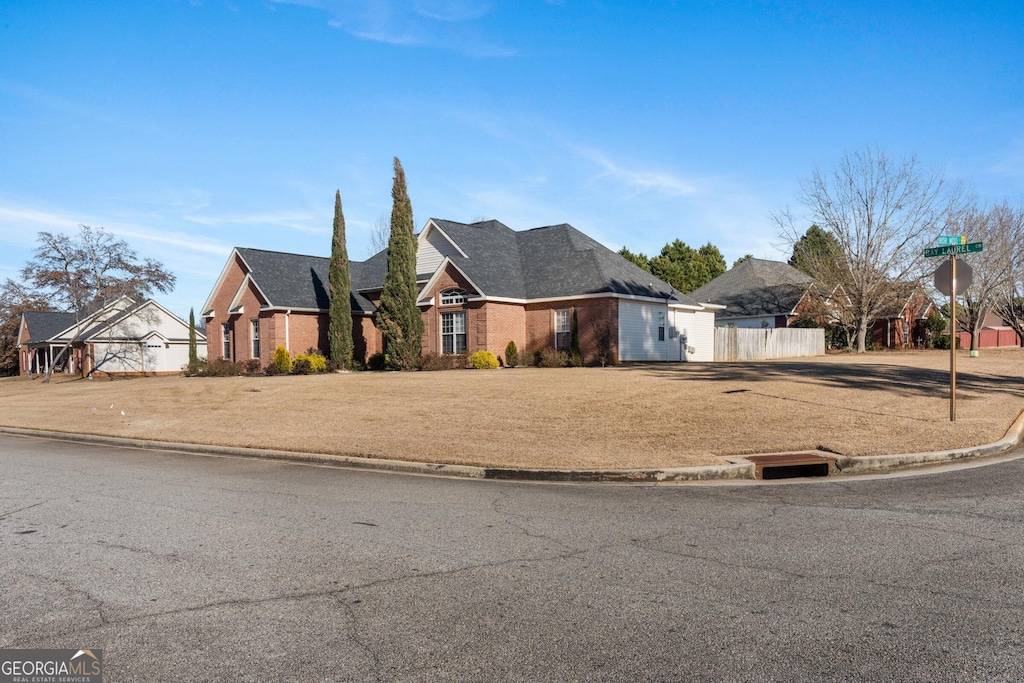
[
  {"xmin": 0, "ymin": 427, "xmax": 487, "ymax": 479},
  {"xmin": 833, "ymin": 408, "xmax": 1024, "ymax": 474},
  {"xmin": 2, "ymin": 410, "xmax": 1023, "ymax": 483}
]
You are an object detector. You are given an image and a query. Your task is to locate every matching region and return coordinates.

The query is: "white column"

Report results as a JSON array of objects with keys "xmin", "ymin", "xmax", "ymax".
[{"xmin": 285, "ymin": 310, "xmax": 291, "ymax": 352}]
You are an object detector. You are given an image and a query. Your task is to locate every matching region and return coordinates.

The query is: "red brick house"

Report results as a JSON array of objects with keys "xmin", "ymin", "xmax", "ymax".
[
  {"xmin": 871, "ymin": 290, "xmax": 935, "ymax": 349},
  {"xmin": 202, "ymin": 219, "xmax": 721, "ymax": 366}
]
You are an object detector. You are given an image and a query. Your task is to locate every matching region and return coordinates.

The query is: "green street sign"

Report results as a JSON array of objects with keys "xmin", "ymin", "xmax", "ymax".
[
  {"xmin": 937, "ymin": 235, "xmax": 966, "ymax": 246},
  {"xmin": 924, "ymin": 242, "xmax": 983, "ymax": 258}
]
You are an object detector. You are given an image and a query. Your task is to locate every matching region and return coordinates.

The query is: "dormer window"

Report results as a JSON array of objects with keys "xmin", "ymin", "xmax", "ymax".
[{"xmin": 440, "ymin": 289, "xmax": 467, "ymax": 306}]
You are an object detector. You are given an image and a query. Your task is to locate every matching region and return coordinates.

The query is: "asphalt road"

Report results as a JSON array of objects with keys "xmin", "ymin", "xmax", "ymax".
[{"xmin": 1, "ymin": 434, "xmax": 1023, "ymax": 682}]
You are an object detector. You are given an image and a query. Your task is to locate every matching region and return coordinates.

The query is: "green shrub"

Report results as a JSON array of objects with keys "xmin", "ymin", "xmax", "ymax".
[
  {"xmin": 264, "ymin": 362, "xmax": 281, "ymax": 376},
  {"xmin": 533, "ymin": 347, "xmax": 568, "ymax": 368},
  {"xmin": 504, "ymin": 341, "xmax": 519, "ymax": 368},
  {"xmin": 469, "ymin": 350, "xmax": 499, "ymax": 369},
  {"xmin": 367, "ymin": 353, "xmax": 388, "ymax": 371},
  {"xmin": 273, "ymin": 346, "xmax": 292, "ymax": 374},
  {"xmin": 932, "ymin": 334, "xmax": 961, "ymax": 350}
]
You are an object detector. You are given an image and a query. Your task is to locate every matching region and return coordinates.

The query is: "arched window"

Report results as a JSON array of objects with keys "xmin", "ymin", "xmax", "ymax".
[{"xmin": 440, "ymin": 288, "xmax": 467, "ymax": 305}]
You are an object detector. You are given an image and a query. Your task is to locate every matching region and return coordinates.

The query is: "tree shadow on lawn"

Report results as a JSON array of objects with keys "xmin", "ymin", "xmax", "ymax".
[{"xmin": 627, "ymin": 359, "xmax": 1024, "ymax": 401}]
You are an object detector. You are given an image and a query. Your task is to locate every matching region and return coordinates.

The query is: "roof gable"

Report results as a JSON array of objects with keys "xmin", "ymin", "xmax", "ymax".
[
  {"xmin": 690, "ymin": 258, "xmax": 813, "ymax": 317},
  {"xmin": 219, "ymin": 219, "xmax": 709, "ymax": 313}
]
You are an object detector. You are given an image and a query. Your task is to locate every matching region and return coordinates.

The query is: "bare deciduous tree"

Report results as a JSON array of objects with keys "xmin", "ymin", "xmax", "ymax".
[
  {"xmin": 950, "ymin": 201, "xmax": 1017, "ymax": 350},
  {"xmin": 989, "ymin": 201, "xmax": 1024, "ymax": 347},
  {"xmin": 21, "ymin": 225, "xmax": 175, "ymax": 381},
  {"xmin": 775, "ymin": 147, "xmax": 962, "ymax": 352},
  {"xmin": 0, "ymin": 279, "xmax": 53, "ymax": 376},
  {"xmin": 368, "ymin": 210, "xmax": 390, "ymax": 257}
]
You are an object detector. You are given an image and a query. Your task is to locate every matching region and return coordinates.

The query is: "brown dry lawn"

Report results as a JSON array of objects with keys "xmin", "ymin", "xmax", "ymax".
[{"xmin": 2, "ymin": 348, "xmax": 1023, "ymax": 470}]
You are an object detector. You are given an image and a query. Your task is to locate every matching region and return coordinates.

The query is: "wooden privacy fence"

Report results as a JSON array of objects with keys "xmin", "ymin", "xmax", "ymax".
[{"xmin": 715, "ymin": 327, "xmax": 825, "ymax": 361}]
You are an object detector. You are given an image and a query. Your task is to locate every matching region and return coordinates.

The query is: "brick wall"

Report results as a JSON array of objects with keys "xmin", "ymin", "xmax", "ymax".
[
  {"xmin": 481, "ymin": 302, "xmax": 526, "ymax": 359},
  {"xmin": 523, "ymin": 298, "xmax": 618, "ymax": 363}
]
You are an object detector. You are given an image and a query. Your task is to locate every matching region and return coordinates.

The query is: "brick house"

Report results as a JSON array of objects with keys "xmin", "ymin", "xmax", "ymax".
[
  {"xmin": 202, "ymin": 219, "xmax": 721, "ymax": 365},
  {"xmin": 871, "ymin": 289, "xmax": 935, "ymax": 349}
]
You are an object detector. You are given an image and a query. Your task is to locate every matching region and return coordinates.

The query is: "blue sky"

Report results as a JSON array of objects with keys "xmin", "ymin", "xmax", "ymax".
[{"xmin": 2, "ymin": 0, "xmax": 1022, "ymax": 318}]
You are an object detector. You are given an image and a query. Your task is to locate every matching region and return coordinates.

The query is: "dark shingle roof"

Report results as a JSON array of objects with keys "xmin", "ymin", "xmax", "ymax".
[
  {"xmin": 22, "ymin": 311, "xmax": 78, "ymax": 343},
  {"xmin": 235, "ymin": 219, "xmax": 706, "ymax": 312},
  {"xmin": 235, "ymin": 247, "xmax": 377, "ymax": 314},
  {"xmin": 689, "ymin": 258, "xmax": 813, "ymax": 318},
  {"xmin": 428, "ymin": 219, "xmax": 701, "ymax": 305}
]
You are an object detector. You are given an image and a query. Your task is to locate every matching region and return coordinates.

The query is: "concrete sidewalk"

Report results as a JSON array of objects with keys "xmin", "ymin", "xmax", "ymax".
[{"xmin": 3, "ymin": 410, "xmax": 1024, "ymax": 484}]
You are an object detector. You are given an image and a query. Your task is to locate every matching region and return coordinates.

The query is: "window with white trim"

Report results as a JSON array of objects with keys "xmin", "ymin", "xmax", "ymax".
[
  {"xmin": 222, "ymin": 323, "xmax": 231, "ymax": 360},
  {"xmin": 440, "ymin": 288, "xmax": 467, "ymax": 305},
  {"xmin": 657, "ymin": 311, "xmax": 666, "ymax": 342},
  {"xmin": 555, "ymin": 309, "xmax": 571, "ymax": 349},
  {"xmin": 441, "ymin": 312, "xmax": 467, "ymax": 355},
  {"xmin": 251, "ymin": 319, "xmax": 260, "ymax": 359}
]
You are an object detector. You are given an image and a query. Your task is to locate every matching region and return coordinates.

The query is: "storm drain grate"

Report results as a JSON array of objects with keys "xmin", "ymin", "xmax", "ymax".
[{"xmin": 746, "ymin": 453, "xmax": 836, "ymax": 480}]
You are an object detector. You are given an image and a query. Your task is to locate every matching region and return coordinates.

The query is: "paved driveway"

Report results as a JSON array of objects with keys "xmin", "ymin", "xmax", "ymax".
[{"xmin": 2, "ymin": 434, "xmax": 1022, "ymax": 681}]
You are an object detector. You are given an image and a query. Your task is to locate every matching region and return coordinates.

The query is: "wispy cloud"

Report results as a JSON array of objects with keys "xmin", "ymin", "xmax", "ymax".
[
  {"xmin": 270, "ymin": 0, "xmax": 516, "ymax": 57},
  {"xmin": 574, "ymin": 146, "xmax": 704, "ymax": 198},
  {"xmin": 0, "ymin": 78, "xmax": 118, "ymax": 125},
  {"xmin": 0, "ymin": 201, "xmax": 230, "ymax": 257},
  {"xmin": 183, "ymin": 211, "xmax": 326, "ymax": 235}
]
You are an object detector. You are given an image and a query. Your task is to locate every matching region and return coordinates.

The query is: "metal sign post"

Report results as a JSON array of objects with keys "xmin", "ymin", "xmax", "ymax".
[
  {"xmin": 927, "ymin": 238, "xmax": 983, "ymax": 422},
  {"xmin": 950, "ymin": 255, "xmax": 956, "ymax": 422}
]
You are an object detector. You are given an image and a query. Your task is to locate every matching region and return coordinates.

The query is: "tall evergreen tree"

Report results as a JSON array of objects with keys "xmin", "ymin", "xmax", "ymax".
[
  {"xmin": 377, "ymin": 158, "xmax": 424, "ymax": 369},
  {"xmin": 328, "ymin": 190, "xmax": 354, "ymax": 367},
  {"xmin": 188, "ymin": 307, "xmax": 198, "ymax": 365}
]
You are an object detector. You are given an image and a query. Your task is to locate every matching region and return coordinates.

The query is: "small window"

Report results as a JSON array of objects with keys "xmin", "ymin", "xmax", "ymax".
[
  {"xmin": 658, "ymin": 311, "xmax": 666, "ymax": 342},
  {"xmin": 222, "ymin": 323, "xmax": 231, "ymax": 360},
  {"xmin": 251, "ymin": 319, "xmax": 260, "ymax": 359},
  {"xmin": 441, "ymin": 312, "xmax": 467, "ymax": 354},
  {"xmin": 555, "ymin": 309, "xmax": 571, "ymax": 349},
  {"xmin": 440, "ymin": 289, "xmax": 467, "ymax": 306}
]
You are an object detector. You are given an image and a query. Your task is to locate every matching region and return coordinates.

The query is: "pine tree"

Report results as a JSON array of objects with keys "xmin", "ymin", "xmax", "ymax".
[
  {"xmin": 188, "ymin": 308, "xmax": 198, "ymax": 365},
  {"xmin": 328, "ymin": 190, "xmax": 353, "ymax": 368},
  {"xmin": 377, "ymin": 158, "xmax": 424, "ymax": 369}
]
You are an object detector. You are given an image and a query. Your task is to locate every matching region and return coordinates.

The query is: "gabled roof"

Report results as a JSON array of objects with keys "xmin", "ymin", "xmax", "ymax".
[
  {"xmin": 233, "ymin": 247, "xmax": 379, "ymax": 314},
  {"xmin": 689, "ymin": 258, "xmax": 813, "ymax": 318},
  {"xmin": 224, "ymin": 219, "xmax": 708, "ymax": 313},
  {"xmin": 21, "ymin": 311, "xmax": 78, "ymax": 344},
  {"xmin": 20, "ymin": 297, "xmax": 205, "ymax": 345},
  {"xmin": 425, "ymin": 219, "xmax": 702, "ymax": 306}
]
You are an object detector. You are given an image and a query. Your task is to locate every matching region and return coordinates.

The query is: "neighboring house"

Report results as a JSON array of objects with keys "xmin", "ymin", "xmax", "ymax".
[
  {"xmin": 689, "ymin": 258, "xmax": 821, "ymax": 328},
  {"xmin": 871, "ymin": 289, "xmax": 935, "ymax": 349},
  {"xmin": 954, "ymin": 310, "xmax": 1022, "ymax": 349},
  {"xmin": 18, "ymin": 296, "xmax": 206, "ymax": 376},
  {"xmin": 203, "ymin": 219, "xmax": 723, "ymax": 365}
]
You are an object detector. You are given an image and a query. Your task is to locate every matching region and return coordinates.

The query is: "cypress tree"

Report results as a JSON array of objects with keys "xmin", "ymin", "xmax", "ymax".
[
  {"xmin": 328, "ymin": 190, "xmax": 353, "ymax": 368},
  {"xmin": 377, "ymin": 157, "xmax": 424, "ymax": 369},
  {"xmin": 188, "ymin": 308, "xmax": 198, "ymax": 364}
]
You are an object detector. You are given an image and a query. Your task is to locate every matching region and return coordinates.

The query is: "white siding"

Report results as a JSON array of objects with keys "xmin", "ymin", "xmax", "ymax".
[
  {"xmin": 90, "ymin": 302, "xmax": 203, "ymax": 373},
  {"xmin": 618, "ymin": 301, "xmax": 717, "ymax": 362},
  {"xmin": 416, "ymin": 227, "xmax": 463, "ymax": 275},
  {"xmin": 672, "ymin": 309, "xmax": 715, "ymax": 362}
]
